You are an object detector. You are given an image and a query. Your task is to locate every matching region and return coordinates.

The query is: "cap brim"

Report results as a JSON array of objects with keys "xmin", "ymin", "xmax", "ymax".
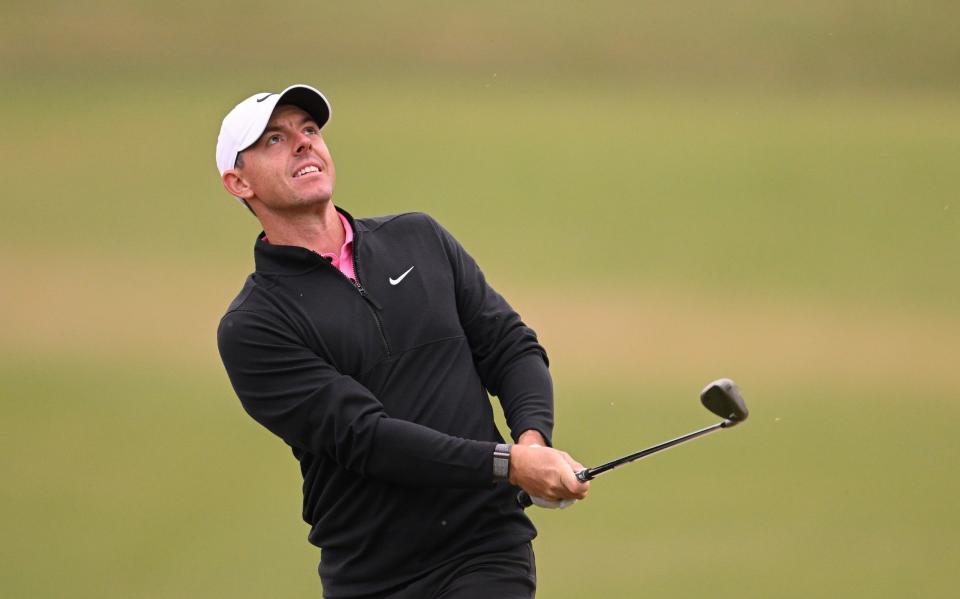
[{"xmin": 275, "ymin": 85, "xmax": 331, "ymax": 130}]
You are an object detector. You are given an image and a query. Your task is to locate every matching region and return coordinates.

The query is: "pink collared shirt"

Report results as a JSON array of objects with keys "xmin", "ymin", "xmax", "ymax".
[{"xmin": 319, "ymin": 211, "xmax": 356, "ymax": 281}]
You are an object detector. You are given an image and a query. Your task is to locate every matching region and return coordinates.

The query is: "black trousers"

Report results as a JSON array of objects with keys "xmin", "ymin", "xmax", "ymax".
[{"xmin": 353, "ymin": 543, "xmax": 537, "ymax": 599}]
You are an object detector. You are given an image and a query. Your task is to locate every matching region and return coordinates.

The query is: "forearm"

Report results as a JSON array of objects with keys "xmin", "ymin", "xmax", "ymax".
[
  {"xmin": 497, "ymin": 352, "xmax": 554, "ymax": 446},
  {"xmin": 363, "ymin": 417, "xmax": 497, "ymax": 488},
  {"xmin": 237, "ymin": 379, "xmax": 499, "ymax": 489}
]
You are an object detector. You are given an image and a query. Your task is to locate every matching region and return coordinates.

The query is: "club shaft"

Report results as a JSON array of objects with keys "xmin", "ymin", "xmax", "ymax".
[
  {"xmin": 577, "ymin": 420, "xmax": 728, "ymax": 482},
  {"xmin": 516, "ymin": 419, "xmax": 731, "ymax": 508}
]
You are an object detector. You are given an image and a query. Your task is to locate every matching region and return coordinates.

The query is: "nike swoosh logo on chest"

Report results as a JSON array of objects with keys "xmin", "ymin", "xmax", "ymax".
[{"xmin": 388, "ymin": 266, "xmax": 415, "ymax": 285}]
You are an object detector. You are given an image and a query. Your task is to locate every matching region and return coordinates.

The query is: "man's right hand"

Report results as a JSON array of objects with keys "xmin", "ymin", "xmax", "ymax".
[{"xmin": 508, "ymin": 444, "xmax": 590, "ymax": 502}]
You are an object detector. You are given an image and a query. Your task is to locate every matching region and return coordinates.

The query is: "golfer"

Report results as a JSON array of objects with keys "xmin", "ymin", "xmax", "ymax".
[{"xmin": 215, "ymin": 84, "xmax": 589, "ymax": 599}]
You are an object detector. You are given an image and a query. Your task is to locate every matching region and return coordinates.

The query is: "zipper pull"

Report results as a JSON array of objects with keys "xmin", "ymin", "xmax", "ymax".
[{"xmin": 353, "ymin": 278, "xmax": 383, "ymax": 310}]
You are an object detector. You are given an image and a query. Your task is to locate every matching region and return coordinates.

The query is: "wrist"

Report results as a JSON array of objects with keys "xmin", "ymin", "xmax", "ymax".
[
  {"xmin": 517, "ymin": 429, "xmax": 547, "ymax": 446},
  {"xmin": 506, "ymin": 443, "xmax": 533, "ymax": 486}
]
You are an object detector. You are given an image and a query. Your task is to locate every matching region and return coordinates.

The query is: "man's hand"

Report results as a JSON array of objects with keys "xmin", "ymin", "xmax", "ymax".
[{"xmin": 508, "ymin": 443, "xmax": 590, "ymax": 503}]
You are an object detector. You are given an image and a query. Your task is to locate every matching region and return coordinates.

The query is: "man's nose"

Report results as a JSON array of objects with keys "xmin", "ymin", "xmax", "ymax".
[{"xmin": 294, "ymin": 132, "xmax": 312, "ymax": 154}]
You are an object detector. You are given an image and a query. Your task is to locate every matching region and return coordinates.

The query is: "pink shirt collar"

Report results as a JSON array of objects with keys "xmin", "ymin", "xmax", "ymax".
[{"xmin": 319, "ymin": 211, "xmax": 356, "ymax": 281}]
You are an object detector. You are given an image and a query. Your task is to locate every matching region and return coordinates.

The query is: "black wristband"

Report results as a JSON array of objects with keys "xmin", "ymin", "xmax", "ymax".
[{"xmin": 493, "ymin": 443, "xmax": 512, "ymax": 481}]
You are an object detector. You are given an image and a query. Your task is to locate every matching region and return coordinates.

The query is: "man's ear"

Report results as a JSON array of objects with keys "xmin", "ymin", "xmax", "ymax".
[{"xmin": 222, "ymin": 169, "xmax": 255, "ymax": 200}]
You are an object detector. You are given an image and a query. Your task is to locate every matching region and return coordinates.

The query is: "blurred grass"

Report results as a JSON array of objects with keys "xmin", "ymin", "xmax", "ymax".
[
  {"xmin": 4, "ymin": 1, "xmax": 960, "ymax": 90},
  {"xmin": 0, "ymin": 353, "xmax": 317, "ymax": 598},
  {"xmin": 3, "ymin": 85, "xmax": 957, "ymax": 310},
  {"xmin": 3, "ymin": 360, "xmax": 957, "ymax": 597},
  {"xmin": 2, "ymin": 1, "xmax": 959, "ymax": 597},
  {"xmin": 534, "ymin": 379, "xmax": 960, "ymax": 598}
]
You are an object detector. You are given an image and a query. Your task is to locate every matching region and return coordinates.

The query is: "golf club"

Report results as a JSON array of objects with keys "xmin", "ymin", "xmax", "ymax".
[{"xmin": 517, "ymin": 378, "xmax": 748, "ymax": 508}]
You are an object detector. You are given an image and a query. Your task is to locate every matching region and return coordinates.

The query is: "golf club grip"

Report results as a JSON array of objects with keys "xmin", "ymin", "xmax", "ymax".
[{"xmin": 516, "ymin": 469, "xmax": 590, "ymax": 509}]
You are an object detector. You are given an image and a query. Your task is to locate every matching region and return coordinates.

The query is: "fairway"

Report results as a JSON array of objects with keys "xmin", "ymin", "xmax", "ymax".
[{"xmin": 2, "ymin": 2, "xmax": 959, "ymax": 597}]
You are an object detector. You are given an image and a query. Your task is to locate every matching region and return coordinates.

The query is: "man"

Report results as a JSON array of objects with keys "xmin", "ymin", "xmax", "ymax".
[{"xmin": 215, "ymin": 84, "xmax": 589, "ymax": 599}]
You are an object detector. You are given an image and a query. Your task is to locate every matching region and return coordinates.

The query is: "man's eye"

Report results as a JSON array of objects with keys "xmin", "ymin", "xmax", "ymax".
[
  {"xmin": 304, "ymin": 127, "xmax": 318, "ymax": 135},
  {"xmin": 267, "ymin": 134, "xmax": 281, "ymax": 145}
]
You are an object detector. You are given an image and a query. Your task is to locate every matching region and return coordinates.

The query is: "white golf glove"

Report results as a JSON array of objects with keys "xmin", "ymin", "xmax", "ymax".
[{"xmin": 530, "ymin": 495, "xmax": 577, "ymax": 509}]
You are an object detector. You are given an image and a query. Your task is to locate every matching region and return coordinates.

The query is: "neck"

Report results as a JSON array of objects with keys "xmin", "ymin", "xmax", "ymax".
[{"xmin": 258, "ymin": 201, "xmax": 344, "ymax": 255}]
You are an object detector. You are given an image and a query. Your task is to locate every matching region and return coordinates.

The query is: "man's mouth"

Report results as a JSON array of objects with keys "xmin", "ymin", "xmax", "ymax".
[{"xmin": 293, "ymin": 165, "xmax": 321, "ymax": 178}]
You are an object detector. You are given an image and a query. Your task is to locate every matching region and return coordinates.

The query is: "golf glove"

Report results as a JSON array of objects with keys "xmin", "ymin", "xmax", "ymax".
[{"xmin": 530, "ymin": 495, "xmax": 576, "ymax": 509}]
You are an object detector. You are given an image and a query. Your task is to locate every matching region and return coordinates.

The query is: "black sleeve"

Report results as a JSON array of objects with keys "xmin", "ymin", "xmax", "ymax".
[
  {"xmin": 428, "ymin": 216, "xmax": 555, "ymax": 446},
  {"xmin": 217, "ymin": 309, "xmax": 497, "ymax": 488}
]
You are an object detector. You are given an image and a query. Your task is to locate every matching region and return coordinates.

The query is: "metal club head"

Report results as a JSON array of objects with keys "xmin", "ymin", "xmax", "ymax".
[{"xmin": 700, "ymin": 378, "xmax": 749, "ymax": 426}]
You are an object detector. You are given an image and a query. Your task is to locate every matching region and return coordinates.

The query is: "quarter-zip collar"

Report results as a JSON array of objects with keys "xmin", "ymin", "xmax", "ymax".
[{"xmin": 253, "ymin": 206, "xmax": 363, "ymax": 276}]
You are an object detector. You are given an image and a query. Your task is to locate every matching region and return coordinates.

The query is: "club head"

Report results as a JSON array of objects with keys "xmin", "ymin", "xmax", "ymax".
[{"xmin": 700, "ymin": 378, "xmax": 749, "ymax": 425}]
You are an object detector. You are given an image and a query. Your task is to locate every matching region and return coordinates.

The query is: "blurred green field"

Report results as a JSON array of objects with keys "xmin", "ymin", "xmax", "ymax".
[{"xmin": 2, "ymin": 2, "xmax": 958, "ymax": 598}]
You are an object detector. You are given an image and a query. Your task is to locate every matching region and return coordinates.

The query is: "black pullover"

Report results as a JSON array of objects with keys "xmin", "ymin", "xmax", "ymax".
[{"xmin": 217, "ymin": 209, "xmax": 554, "ymax": 598}]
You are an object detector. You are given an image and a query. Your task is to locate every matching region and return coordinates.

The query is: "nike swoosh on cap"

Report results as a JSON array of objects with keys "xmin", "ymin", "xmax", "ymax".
[{"xmin": 389, "ymin": 266, "xmax": 415, "ymax": 286}]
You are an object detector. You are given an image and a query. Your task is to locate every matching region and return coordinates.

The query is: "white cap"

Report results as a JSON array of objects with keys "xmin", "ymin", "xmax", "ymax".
[{"xmin": 215, "ymin": 84, "xmax": 331, "ymax": 177}]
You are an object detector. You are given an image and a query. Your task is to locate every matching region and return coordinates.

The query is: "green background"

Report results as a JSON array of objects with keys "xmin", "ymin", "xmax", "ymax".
[{"xmin": 2, "ymin": 2, "xmax": 957, "ymax": 597}]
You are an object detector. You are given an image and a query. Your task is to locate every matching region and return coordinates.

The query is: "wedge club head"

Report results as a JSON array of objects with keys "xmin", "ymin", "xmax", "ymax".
[{"xmin": 700, "ymin": 378, "xmax": 749, "ymax": 426}]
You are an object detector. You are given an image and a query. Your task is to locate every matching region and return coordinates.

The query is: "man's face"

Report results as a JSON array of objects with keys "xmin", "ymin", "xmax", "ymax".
[{"xmin": 233, "ymin": 104, "xmax": 336, "ymax": 211}]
